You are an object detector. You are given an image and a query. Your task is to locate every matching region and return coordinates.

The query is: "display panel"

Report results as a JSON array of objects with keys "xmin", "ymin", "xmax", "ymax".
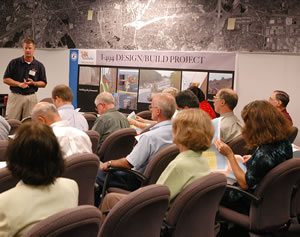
[
  {"xmin": 208, "ymin": 72, "xmax": 234, "ymax": 95},
  {"xmin": 78, "ymin": 66, "xmax": 100, "ymax": 86},
  {"xmin": 77, "ymin": 66, "xmax": 100, "ymax": 112},
  {"xmin": 117, "ymin": 68, "xmax": 139, "ymax": 110},
  {"xmin": 181, "ymin": 71, "xmax": 208, "ymax": 95},
  {"xmin": 138, "ymin": 69, "xmax": 181, "ymax": 103},
  {"xmin": 100, "ymin": 67, "xmax": 117, "ymax": 93}
]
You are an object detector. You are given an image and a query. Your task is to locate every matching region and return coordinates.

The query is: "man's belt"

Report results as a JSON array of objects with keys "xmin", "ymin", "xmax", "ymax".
[{"xmin": 12, "ymin": 91, "xmax": 35, "ymax": 95}]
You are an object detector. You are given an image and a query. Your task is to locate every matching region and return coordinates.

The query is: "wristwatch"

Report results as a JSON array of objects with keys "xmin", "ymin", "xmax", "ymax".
[{"xmin": 107, "ymin": 161, "xmax": 112, "ymax": 169}]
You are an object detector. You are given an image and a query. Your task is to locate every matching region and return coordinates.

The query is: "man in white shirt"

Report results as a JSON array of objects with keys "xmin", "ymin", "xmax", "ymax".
[
  {"xmin": 32, "ymin": 102, "xmax": 92, "ymax": 157},
  {"xmin": 52, "ymin": 84, "xmax": 88, "ymax": 131}
]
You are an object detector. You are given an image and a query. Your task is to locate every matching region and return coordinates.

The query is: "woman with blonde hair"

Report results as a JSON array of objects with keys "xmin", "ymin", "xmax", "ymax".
[
  {"xmin": 156, "ymin": 108, "xmax": 214, "ymax": 203},
  {"xmin": 215, "ymin": 100, "xmax": 293, "ymax": 214}
]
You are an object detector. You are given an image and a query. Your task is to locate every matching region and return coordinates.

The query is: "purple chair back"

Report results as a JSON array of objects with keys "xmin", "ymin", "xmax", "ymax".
[
  {"xmin": 99, "ymin": 184, "xmax": 170, "ymax": 237},
  {"xmin": 164, "ymin": 173, "xmax": 227, "ymax": 237},
  {"xmin": 63, "ymin": 153, "xmax": 99, "ymax": 205},
  {"xmin": 85, "ymin": 130, "xmax": 100, "ymax": 154},
  {"xmin": 0, "ymin": 140, "xmax": 9, "ymax": 161},
  {"xmin": 24, "ymin": 205, "xmax": 101, "ymax": 237},
  {"xmin": 98, "ymin": 128, "xmax": 136, "ymax": 162}
]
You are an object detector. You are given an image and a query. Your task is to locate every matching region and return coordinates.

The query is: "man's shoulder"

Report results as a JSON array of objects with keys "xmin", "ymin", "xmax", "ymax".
[
  {"xmin": 32, "ymin": 58, "xmax": 45, "ymax": 67},
  {"xmin": 142, "ymin": 120, "xmax": 172, "ymax": 137},
  {"xmin": 102, "ymin": 109, "xmax": 126, "ymax": 120},
  {"xmin": 8, "ymin": 56, "xmax": 23, "ymax": 65}
]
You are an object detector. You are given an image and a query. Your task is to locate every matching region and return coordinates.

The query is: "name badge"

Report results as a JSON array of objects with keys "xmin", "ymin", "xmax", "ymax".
[{"xmin": 29, "ymin": 70, "xmax": 36, "ymax": 76}]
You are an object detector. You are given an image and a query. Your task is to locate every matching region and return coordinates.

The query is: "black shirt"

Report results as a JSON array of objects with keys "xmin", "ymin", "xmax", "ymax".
[{"xmin": 3, "ymin": 56, "xmax": 47, "ymax": 94}]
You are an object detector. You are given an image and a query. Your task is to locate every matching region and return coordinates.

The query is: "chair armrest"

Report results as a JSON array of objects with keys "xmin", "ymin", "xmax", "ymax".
[
  {"xmin": 101, "ymin": 168, "xmax": 147, "ymax": 198},
  {"xmin": 106, "ymin": 167, "xmax": 147, "ymax": 183},
  {"xmin": 226, "ymin": 184, "xmax": 261, "ymax": 204}
]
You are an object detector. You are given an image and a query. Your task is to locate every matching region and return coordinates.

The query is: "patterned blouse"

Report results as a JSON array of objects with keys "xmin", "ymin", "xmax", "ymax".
[{"xmin": 226, "ymin": 139, "xmax": 293, "ymax": 203}]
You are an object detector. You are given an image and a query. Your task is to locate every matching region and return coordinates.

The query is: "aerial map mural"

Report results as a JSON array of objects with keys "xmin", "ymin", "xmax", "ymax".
[{"xmin": 0, "ymin": 0, "xmax": 300, "ymax": 53}]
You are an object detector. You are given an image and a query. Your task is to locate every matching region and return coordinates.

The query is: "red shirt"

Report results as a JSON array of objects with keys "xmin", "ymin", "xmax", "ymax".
[
  {"xmin": 200, "ymin": 100, "xmax": 216, "ymax": 119},
  {"xmin": 281, "ymin": 108, "xmax": 293, "ymax": 125}
]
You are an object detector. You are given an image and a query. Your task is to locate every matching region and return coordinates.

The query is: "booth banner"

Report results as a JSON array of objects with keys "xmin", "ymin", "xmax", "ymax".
[
  {"xmin": 94, "ymin": 50, "xmax": 236, "ymax": 71},
  {"xmin": 78, "ymin": 49, "xmax": 97, "ymax": 65}
]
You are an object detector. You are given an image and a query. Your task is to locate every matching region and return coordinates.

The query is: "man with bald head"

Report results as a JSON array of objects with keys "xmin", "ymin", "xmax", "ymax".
[
  {"xmin": 92, "ymin": 92, "xmax": 130, "ymax": 154},
  {"xmin": 32, "ymin": 102, "xmax": 92, "ymax": 157},
  {"xmin": 95, "ymin": 93, "xmax": 176, "ymax": 206},
  {"xmin": 213, "ymin": 88, "xmax": 243, "ymax": 143}
]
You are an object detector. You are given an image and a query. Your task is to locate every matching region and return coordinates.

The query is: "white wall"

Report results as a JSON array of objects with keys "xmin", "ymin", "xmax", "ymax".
[
  {"xmin": 0, "ymin": 48, "xmax": 69, "ymax": 101},
  {"xmin": 235, "ymin": 52, "xmax": 300, "ymax": 146}
]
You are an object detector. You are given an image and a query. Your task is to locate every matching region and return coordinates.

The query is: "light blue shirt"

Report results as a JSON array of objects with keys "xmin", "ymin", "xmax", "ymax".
[
  {"xmin": 57, "ymin": 104, "xmax": 88, "ymax": 131},
  {"xmin": 126, "ymin": 120, "xmax": 173, "ymax": 173}
]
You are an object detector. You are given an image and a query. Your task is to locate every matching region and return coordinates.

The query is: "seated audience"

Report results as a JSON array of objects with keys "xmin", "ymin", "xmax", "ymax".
[
  {"xmin": 95, "ymin": 93, "xmax": 176, "ymax": 206},
  {"xmin": 213, "ymin": 88, "xmax": 243, "ymax": 143},
  {"xmin": 214, "ymin": 100, "xmax": 293, "ymax": 214},
  {"xmin": 175, "ymin": 89, "xmax": 200, "ymax": 109},
  {"xmin": 92, "ymin": 92, "xmax": 130, "ymax": 154},
  {"xmin": 269, "ymin": 90, "xmax": 293, "ymax": 125},
  {"xmin": 128, "ymin": 87, "xmax": 179, "ymax": 131},
  {"xmin": 0, "ymin": 116, "xmax": 10, "ymax": 140},
  {"xmin": 52, "ymin": 84, "xmax": 88, "ymax": 131},
  {"xmin": 189, "ymin": 86, "xmax": 216, "ymax": 119},
  {"xmin": 100, "ymin": 108, "xmax": 214, "ymax": 216},
  {"xmin": 32, "ymin": 102, "xmax": 92, "ymax": 157},
  {"xmin": 0, "ymin": 122, "xmax": 78, "ymax": 236}
]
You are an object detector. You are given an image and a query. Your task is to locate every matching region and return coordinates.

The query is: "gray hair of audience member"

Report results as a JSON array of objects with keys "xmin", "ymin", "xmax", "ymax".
[
  {"xmin": 152, "ymin": 93, "xmax": 176, "ymax": 119},
  {"xmin": 94, "ymin": 92, "xmax": 114, "ymax": 106},
  {"xmin": 175, "ymin": 90, "xmax": 199, "ymax": 109},
  {"xmin": 162, "ymin": 87, "xmax": 179, "ymax": 98},
  {"xmin": 274, "ymin": 90, "xmax": 290, "ymax": 107},
  {"xmin": 32, "ymin": 102, "xmax": 59, "ymax": 121},
  {"xmin": 218, "ymin": 88, "xmax": 238, "ymax": 110}
]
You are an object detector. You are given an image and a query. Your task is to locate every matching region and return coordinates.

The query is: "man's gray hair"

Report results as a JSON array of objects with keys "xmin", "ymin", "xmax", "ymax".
[
  {"xmin": 94, "ymin": 92, "xmax": 114, "ymax": 106},
  {"xmin": 153, "ymin": 93, "xmax": 176, "ymax": 119},
  {"xmin": 32, "ymin": 102, "xmax": 58, "ymax": 121}
]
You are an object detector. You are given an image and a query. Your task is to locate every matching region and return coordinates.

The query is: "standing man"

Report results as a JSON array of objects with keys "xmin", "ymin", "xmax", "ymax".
[
  {"xmin": 213, "ymin": 88, "xmax": 243, "ymax": 144},
  {"xmin": 52, "ymin": 84, "xmax": 88, "ymax": 131},
  {"xmin": 269, "ymin": 90, "xmax": 293, "ymax": 125},
  {"xmin": 92, "ymin": 92, "xmax": 130, "ymax": 155},
  {"xmin": 3, "ymin": 39, "xmax": 47, "ymax": 120}
]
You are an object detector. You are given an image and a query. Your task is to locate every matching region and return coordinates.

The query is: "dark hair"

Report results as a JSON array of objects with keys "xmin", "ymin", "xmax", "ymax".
[
  {"xmin": 175, "ymin": 90, "xmax": 199, "ymax": 109},
  {"xmin": 7, "ymin": 121, "xmax": 65, "ymax": 185},
  {"xmin": 218, "ymin": 88, "xmax": 238, "ymax": 110},
  {"xmin": 52, "ymin": 84, "xmax": 74, "ymax": 102},
  {"xmin": 274, "ymin": 90, "xmax": 290, "ymax": 107},
  {"xmin": 189, "ymin": 86, "xmax": 205, "ymax": 102},
  {"xmin": 24, "ymin": 38, "xmax": 35, "ymax": 45},
  {"xmin": 241, "ymin": 100, "xmax": 293, "ymax": 149}
]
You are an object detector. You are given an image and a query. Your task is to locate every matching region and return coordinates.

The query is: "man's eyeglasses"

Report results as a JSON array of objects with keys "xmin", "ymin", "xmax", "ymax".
[
  {"xmin": 148, "ymin": 105, "xmax": 158, "ymax": 110},
  {"xmin": 213, "ymin": 96, "xmax": 221, "ymax": 100}
]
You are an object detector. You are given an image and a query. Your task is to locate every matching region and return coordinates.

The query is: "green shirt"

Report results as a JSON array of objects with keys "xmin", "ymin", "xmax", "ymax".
[
  {"xmin": 156, "ymin": 149, "xmax": 211, "ymax": 204},
  {"xmin": 92, "ymin": 108, "xmax": 130, "ymax": 154}
]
